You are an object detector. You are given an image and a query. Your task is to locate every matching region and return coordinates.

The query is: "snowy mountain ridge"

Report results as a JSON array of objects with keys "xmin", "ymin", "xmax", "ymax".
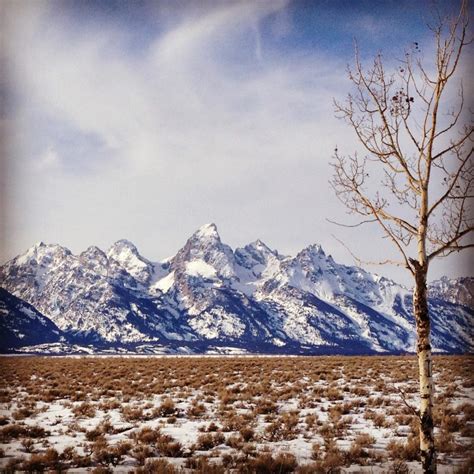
[{"xmin": 0, "ymin": 223, "xmax": 472, "ymax": 354}]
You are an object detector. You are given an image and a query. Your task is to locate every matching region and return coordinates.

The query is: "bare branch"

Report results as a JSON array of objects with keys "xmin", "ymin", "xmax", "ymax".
[
  {"xmin": 391, "ymin": 383, "xmax": 421, "ymax": 419},
  {"xmin": 428, "ymin": 147, "xmax": 473, "ymax": 217},
  {"xmin": 325, "ymin": 218, "xmax": 377, "ymax": 228},
  {"xmin": 427, "ymin": 227, "xmax": 474, "ymax": 261},
  {"xmin": 331, "ymin": 234, "xmax": 409, "ymax": 269}
]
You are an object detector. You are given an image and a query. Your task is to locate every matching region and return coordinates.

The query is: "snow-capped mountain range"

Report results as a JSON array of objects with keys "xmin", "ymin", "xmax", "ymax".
[{"xmin": 0, "ymin": 223, "xmax": 472, "ymax": 354}]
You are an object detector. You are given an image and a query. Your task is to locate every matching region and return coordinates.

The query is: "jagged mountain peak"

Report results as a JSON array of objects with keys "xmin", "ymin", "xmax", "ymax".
[
  {"xmin": 288, "ymin": 243, "xmax": 335, "ymax": 279},
  {"xmin": 178, "ymin": 223, "xmax": 225, "ymax": 257},
  {"xmin": 296, "ymin": 243, "xmax": 330, "ymax": 261},
  {"xmin": 78, "ymin": 246, "xmax": 109, "ymax": 272},
  {"xmin": 108, "ymin": 239, "xmax": 140, "ymax": 255},
  {"xmin": 277, "ymin": 244, "xmax": 392, "ymax": 307},
  {"xmin": 236, "ymin": 239, "xmax": 275, "ymax": 261},
  {"xmin": 181, "ymin": 223, "xmax": 226, "ymax": 256},
  {"xmin": 107, "ymin": 239, "xmax": 154, "ymax": 284},
  {"xmin": 248, "ymin": 239, "xmax": 274, "ymax": 254},
  {"xmin": 80, "ymin": 245, "xmax": 107, "ymax": 260},
  {"xmin": 171, "ymin": 223, "xmax": 237, "ymax": 280},
  {"xmin": 234, "ymin": 239, "xmax": 281, "ymax": 278},
  {"xmin": 13, "ymin": 242, "xmax": 71, "ymax": 267},
  {"xmin": 192, "ymin": 223, "xmax": 221, "ymax": 242},
  {"xmin": 32, "ymin": 241, "xmax": 67, "ymax": 252},
  {"xmin": 33, "ymin": 241, "xmax": 66, "ymax": 252}
]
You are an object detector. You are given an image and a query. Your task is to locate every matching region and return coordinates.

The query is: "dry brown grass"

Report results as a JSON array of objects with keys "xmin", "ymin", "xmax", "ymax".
[{"xmin": 0, "ymin": 355, "xmax": 472, "ymax": 472}]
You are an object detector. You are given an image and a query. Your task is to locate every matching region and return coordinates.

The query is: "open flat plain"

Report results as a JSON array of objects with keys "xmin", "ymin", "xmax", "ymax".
[{"xmin": 0, "ymin": 355, "xmax": 473, "ymax": 473}]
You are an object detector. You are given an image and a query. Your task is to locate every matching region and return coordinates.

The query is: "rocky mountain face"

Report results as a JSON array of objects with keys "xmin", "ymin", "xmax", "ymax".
[{"xmin": 0, "ymin": 224, "xmax": 472, "ymax": 354}]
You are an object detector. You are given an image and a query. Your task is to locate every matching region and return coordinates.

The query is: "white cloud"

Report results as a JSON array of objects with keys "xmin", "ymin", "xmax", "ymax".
[
  {"xmin": 37, "ymin": 147, "xmax": 60, "ymax": 170},
  {"xmin": 8, "ymin": 0, "xmax": 346, "ymax": 182}
]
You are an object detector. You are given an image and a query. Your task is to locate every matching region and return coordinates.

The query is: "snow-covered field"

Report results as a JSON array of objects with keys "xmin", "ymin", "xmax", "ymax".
[{"xmin": 0, "ymin": 356, "xmax": 472, "ymax": 473}]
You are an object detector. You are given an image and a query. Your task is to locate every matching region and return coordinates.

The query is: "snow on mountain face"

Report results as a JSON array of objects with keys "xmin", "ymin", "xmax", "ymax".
[
  {"xmin": 171, "ymin": 223, "xmax": 238, "ymax": 280},
  {"xmin": 0, "ymin": 288, "xmax": 63, "ymax": 350},
  {"xmin": 234, "ymin": 240, "xmax": 283, "ymax": 284},
  {"xmin": 107, "ymin": 240, "xmax": 156, "ymax": 285},
  {"xmin": 275, "ymin": 244, "xmax": 387, "ymax": 307},
  {"xmin": 429, "ymin": 276, "xmax": 474, "ymax": 308},
  {"xmin": 0, "ymin": 241, "xmax": 186, "ymax": 344},
  {"xmin": 0, "ymin": 224, "xmax": 472, "ymax": 354},
  {"xmin": 0, "ymin": 243, "xmax": 76, "ymax": 311}
]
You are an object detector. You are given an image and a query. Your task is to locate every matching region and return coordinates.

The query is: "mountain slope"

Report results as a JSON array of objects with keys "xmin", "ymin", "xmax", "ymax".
[
  {"xmin": 0, "ymin": 224, "xmax": 472, "ymax": 354},
  {"xmin": 0, "ymin": 288, "xmax": 64, "ymax": 350},
  {"xmin": 429, "ymin": 276, "xmax": 474, "ymax": 309}
]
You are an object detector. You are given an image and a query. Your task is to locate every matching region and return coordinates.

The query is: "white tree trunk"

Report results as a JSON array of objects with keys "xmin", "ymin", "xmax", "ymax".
[{"xmin": 413, "ymin": 265, "xmax": 436, "ymax": 473}]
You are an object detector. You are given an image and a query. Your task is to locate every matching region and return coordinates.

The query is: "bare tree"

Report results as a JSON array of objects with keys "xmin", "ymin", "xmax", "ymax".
[{"xmin": 331, "ymin": 3, "xmax": 472, "ymax": 472}]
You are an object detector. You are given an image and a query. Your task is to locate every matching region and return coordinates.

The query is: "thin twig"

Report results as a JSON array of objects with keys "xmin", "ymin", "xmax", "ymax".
[
  {"xmin": 331, "ymin": 234, "xmax": 408, "ymax": 268},
  {"xmin": 393, "ymin": 384, "xmax": 421, "ymax": 420},
  {"xmin": 326, "ymin": 217, "xmax": 377, "ymax": 228}
]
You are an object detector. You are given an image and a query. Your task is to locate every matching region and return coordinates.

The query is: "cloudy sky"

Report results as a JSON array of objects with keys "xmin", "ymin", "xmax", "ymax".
[{"xmin": 1, "ymin": 0, "xmax": 471, "ymax": 285}]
